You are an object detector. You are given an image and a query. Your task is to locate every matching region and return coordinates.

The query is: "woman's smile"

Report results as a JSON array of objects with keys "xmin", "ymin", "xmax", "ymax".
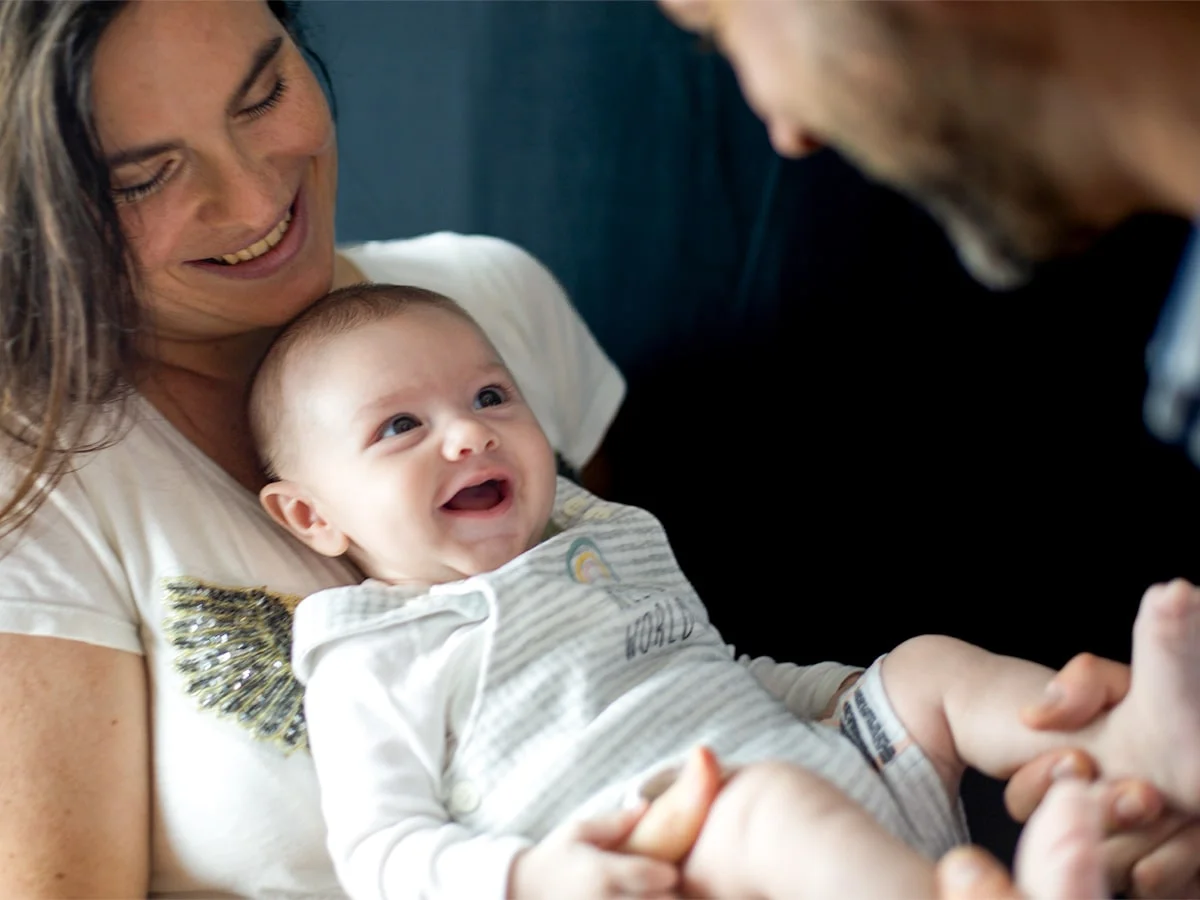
[{"xmin": 186, "ymin": 183, "xmax": 310, "ymax": 282}]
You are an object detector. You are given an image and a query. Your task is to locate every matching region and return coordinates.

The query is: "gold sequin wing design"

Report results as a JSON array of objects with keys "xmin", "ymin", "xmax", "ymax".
[{"xmin": 163, "ymin": 577, "xmax": 307, "ymax": 754}]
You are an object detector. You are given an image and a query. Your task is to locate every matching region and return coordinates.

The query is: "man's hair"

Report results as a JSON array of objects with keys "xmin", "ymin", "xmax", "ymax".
[{"xmin": 249, "ymin": 282, "xmax": 475, "ymax": 480}]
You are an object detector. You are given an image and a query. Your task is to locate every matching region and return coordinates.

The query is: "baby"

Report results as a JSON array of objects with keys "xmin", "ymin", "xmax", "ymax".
[{"xmin": 250, "ymin": 282, "xmax": 1200, "ymax": 900}]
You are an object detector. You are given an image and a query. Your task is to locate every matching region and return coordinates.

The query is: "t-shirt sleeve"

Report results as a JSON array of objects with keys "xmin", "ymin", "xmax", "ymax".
[
  {"xmin": 463, "ymin": 237, "xmax": 625, "ymax": 470},
  {"xmin": 342, "ymin": 235, "xmax": 626, "ymax": 471},
  {"xmin": 0, "ymin": 470, "xmax": 141, "ymax": 653}
]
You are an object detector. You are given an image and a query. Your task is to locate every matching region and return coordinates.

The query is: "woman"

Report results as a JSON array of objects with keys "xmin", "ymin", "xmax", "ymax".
[{"xmin": 0, "ymin": 1, "xmax": 628, "ymax": 894}]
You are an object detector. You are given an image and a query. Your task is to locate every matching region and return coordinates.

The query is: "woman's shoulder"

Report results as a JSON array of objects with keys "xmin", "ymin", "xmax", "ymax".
[
  {"xmin": 338, "ymin": 232, "xmax": 566, "ymax": 318},
  {"xmin": 62, "ymin": 396, "xmax": 242, "ymax": 498},
  {"xmin": 0, "ymin": 395, "xmax": 356, "ymax": 652},
  {"xmin": 0, "ymin": 398, "xmax": 233, "ymax": 578},
  {"xmin": 340, "ymin": 232, "xmax": 539, "ymax": 284}
]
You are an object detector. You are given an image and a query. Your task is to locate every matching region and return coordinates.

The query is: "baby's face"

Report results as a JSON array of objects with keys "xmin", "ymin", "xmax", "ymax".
[{"xmin": 283, "ymin": 305, "xmax": 557, "ymax": 584}]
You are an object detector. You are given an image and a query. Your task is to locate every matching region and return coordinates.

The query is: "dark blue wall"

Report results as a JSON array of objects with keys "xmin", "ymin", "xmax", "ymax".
[{"xmin": 305, "ymin": 0, "xmax": 782, "ymax": 372}]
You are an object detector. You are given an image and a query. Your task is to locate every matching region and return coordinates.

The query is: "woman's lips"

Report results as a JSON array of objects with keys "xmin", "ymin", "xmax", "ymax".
[
  {"xmin": 186, "ymin": 185, "xmax": 308, "ymax": 281},
  {"xmin": 211, "ymin": 210, "xmax": 292, "ymax": 264}
]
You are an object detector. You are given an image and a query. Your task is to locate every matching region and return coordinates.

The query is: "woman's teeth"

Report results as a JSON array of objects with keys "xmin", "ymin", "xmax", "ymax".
[{"xmin": 216, "ymin": 210, "xmax": 292, "ymax": 265}]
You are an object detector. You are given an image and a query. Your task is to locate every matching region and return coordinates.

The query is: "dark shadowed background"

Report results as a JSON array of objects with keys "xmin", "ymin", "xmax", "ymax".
[{"xmin": 303, "ymin": 0, "xmax": 1200, "ymax": 863}]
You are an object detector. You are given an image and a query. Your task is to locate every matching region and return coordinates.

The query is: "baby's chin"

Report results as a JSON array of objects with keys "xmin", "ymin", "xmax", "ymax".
[{"xmin": 373, "ymin": 548, "xmax": 530, "ymax": 587}]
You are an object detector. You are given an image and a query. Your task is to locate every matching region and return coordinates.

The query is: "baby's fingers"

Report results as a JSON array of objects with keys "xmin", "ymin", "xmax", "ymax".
[
  {"xmin": 568, "ymin": 806, "xmax": 647, "ymax": 851},
  {"xmin": 624, "ymin": 746, "xmax": 722, "ymax": 863},
  {"xmin": 593, "ymin": 852, "xmax": 678, "ymax": 898}
]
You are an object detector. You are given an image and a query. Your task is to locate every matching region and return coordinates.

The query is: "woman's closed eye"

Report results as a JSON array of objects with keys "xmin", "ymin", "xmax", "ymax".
[
  {"xmin": 109, "ymin": 74, "xmax": 289, "ymax": 206},
  {"xmin": 240, "ymin": 75, "xmax": 288, "ymax": 122},
  {"xmin": 474, "ymin": 385, "xmax": 509, "ymax": 409},
  {"xmin": 112, "ymin": 158, "xmax": 178, "ymax": 205},
  {"xmin": 379, "ymin": 413, "xmax": 422, "ymax": 440}
]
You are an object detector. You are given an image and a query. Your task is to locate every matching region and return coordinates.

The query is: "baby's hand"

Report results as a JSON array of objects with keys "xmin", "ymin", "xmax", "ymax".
[
  {"xmin": 622, "ymin": 745, "xmax": 723, "ymax": 863},
  {"xmin": 509, "ymin": 807, "xmax": 678, "ymax": 900}
]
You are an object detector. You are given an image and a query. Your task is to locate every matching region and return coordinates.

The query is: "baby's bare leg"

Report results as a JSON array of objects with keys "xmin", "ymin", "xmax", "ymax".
[
  {"xmin": 680, "ymin": 761, "xmax": 935, "ymax": 899},
  {"xmin": 880, "ymin": 636, "xmax": 1063, "ymax": 797},
  {"xmin": 884, "ymin": 582, "xmax": 1200, "ymax": 814}
]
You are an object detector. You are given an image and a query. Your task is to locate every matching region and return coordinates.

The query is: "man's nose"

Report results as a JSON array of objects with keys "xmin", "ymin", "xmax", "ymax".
[
  {"xmin": 657, "ymin": 0, "xmax": 714, "ymax": 32},
  {"xmin": 768, "ymin": 120, "xmax": 824, "ymax": 159}
]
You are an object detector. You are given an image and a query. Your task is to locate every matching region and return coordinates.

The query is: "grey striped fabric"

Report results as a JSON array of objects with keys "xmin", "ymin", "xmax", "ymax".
[{"xmin": 297, "ymin": 477, "xmax": 966, "ymax": 859}]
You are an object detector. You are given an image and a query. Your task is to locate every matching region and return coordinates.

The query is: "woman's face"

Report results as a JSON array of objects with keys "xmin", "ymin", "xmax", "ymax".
[{"xmin": 92, "ymin": 0, "xmax": 338, "ymax": 347}]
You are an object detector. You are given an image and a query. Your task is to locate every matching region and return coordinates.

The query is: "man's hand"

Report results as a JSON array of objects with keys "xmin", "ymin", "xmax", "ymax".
[{"xmin": 1004, "ymin": 620, "xmax": 1200, "ymax": 898}]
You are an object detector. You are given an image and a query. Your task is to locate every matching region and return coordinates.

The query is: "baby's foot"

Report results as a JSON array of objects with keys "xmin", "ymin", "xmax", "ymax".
[{"xmin": 1105, "ymin": 579, "xmax": 1200, "ymax": 812}]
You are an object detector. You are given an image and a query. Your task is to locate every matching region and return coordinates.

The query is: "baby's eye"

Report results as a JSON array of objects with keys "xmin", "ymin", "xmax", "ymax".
[
  {"xmin": 474, "ymin": 386, "xmax": 508, "ymax": 409},
  {"xmin": 380, "ymin": 414, "xmax": 421, "ymax": 439}
]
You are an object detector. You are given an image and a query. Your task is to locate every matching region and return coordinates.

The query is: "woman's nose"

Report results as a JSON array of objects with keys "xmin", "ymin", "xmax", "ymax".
[
  {"xmin": 442, "ymin": 418, "xmax": 500, "ymax": 460},
  {"xmin": 198, "ymin": 145, "xmax": 284, "ymax": 232}
]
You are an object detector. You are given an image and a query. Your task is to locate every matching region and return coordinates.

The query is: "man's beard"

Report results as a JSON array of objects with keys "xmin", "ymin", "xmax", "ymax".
[{"xmin": 908, "ymin": 166, "xmax": 1097, "ymax": 292}]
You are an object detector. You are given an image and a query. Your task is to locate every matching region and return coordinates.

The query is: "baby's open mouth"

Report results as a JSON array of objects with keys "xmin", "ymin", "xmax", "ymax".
[{"xmin": 442, "ymin": 478, "xmax": 510, "ymax": 512}]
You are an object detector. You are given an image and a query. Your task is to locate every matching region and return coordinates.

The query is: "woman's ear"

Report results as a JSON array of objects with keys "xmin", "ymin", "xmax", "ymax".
[{"xmin": 259, "ymin": 481, "xmax": 350, "ymax": 558}]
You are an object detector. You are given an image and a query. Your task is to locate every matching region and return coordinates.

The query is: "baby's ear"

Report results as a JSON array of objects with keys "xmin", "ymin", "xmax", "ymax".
[{"xmin": 259, "ymin": 481, "xmax": 349, "ymax": 558}]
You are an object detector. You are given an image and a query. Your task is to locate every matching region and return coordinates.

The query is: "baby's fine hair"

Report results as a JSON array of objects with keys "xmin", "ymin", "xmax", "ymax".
[{"xmin": 249, "ymin": 282, "xmax": 474, "ymax": 480}]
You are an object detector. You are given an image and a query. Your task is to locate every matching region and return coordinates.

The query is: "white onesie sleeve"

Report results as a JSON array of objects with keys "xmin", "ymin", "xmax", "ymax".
[
  {"xmin": 738, "ymin": 653, "xmax": 864, "ymax": 721},
  {"xmin": 299, "ymin": 604, "xmax": 529, "ymax": 900}
]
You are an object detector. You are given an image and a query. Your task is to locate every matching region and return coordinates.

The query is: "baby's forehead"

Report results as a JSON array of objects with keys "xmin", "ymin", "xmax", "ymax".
[
  {"xmin": 283, "ymin": 306, "xmax": 508, "ymax": 389},
  {"xmin": 370, "ymin": 304, "xmax": 510, "ymax": 368}
]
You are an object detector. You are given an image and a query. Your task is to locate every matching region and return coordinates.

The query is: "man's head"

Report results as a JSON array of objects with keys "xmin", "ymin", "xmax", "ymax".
[
  {"xmin": 250, "ymin": 283, "xmax": 558, "ymax": 585},
  {"xmin": 661, "ymin": 1, "xmax": 1181, "ymax": 289}
]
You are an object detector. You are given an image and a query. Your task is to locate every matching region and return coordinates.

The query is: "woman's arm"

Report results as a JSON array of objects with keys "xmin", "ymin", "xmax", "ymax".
[{"xmin": 0, "ymin": 634, "xmax": 149, "ymax": 898}]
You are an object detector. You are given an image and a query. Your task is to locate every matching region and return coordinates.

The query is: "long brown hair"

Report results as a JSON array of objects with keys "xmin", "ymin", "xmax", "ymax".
[{"xmin": 0, "ymin": 0, "xmax": 330, "ymax": 540}]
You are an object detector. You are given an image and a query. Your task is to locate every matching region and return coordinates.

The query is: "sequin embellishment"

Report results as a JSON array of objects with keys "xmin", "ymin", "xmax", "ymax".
[{"xmin": 164, "ymin": 577, "xmax": 308, "ymax": 753}]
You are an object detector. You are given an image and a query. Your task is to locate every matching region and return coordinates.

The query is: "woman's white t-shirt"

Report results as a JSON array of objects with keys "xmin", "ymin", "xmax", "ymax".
[{"xmin": 0, "ymin": 234, "xmax": 626, "ymax": 898}]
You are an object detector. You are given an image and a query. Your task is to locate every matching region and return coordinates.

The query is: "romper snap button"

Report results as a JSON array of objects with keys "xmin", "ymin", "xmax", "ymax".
[
  {"xmin": 562, "ymin": 496, "xmax": 589, "ymax": 517},
  {"xmin": 447, "ymin": 780, "xmax": 481, "ymax": 815}
]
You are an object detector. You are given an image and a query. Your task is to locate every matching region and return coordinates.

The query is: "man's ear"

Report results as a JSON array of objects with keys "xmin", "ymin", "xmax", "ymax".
[{"xmin": 259, "ymin": 480, "xmax": 349, "ymax": 558}]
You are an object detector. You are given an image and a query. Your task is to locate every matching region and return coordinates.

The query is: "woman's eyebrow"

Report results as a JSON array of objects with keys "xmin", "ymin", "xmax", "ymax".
[
  {"xmin": 105, "ymin": 141, "xmax": 177, "ymax": 169},
  {"xmin": 104, "ymin": 36, "xmax": 286, "ymax": 169},
  {"xmin": 227, "ymin": 35, "xmax": 284, "ymax": 116}
]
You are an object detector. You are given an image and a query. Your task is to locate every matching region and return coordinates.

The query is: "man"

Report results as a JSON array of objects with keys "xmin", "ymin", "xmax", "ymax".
[
  {"xmin": 659, "ymin": 2, "xmax": 1200, "ymax": 896},
  {"xmin": 662, "ymin": 1, "xmax": 1200, "ymax": 453}
]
